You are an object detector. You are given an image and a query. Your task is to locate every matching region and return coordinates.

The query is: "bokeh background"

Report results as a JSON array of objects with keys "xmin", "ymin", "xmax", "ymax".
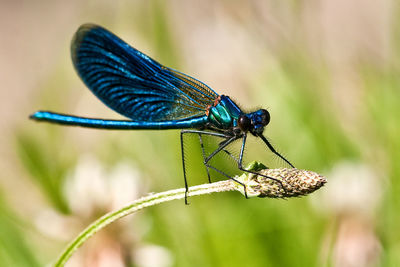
[{"xmin": 1, "ymin": 0, "xmax": 399, "ymax": 266}]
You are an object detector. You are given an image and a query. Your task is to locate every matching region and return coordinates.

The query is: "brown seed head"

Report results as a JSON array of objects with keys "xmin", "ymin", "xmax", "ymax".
[{"xmin": 236, "ymin": 168, "xmax": 327, "ymax": 198}]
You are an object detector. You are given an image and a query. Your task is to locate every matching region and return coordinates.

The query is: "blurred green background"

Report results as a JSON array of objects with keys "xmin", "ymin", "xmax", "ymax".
[{"xmin": 1, "ymin": 0, "xmax": 399, "ymax": 266}]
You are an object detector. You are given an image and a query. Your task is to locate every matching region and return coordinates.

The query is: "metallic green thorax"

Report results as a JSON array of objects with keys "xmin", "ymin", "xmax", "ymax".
[{"xmin": 207, "ymin": 95, "xmax": 242, "ymax": 129}]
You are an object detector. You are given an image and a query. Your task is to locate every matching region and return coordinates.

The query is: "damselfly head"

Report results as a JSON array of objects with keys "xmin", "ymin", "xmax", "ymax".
[
  {"xmin": 239, "ymin": 109, "xmax": 270, "ymax": 135},
  {"xmin": 256, "ymin": 109, "xmax": 270, "ymax": 126}
]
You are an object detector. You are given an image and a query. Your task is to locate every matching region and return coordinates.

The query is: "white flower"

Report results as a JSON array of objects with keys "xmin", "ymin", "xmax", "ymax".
[
  {"xmin": 133, "ymin": 244, "xmax": 173, "ymax": 267},
  {"xmin": 313, "ymin": 161, "xmax": 382, "ymax": 217},
  {"xmin": 64, "ymin": 155, "xmax": 143, "ymax": 218}
]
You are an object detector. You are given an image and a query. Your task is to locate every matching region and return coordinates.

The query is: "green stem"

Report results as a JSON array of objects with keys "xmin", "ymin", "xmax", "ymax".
[
  {"xmin": 54, "ymin": 164, "xmax": 326, "ymax": 266},
  {"xmin": 54, "ymin": 180, "xmax": 235, "ymax": 266}
]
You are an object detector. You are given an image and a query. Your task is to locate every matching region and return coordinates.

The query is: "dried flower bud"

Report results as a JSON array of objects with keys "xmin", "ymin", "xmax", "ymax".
[{"xmin": 235, "ymin": 167, "xmax": 327, "ymax": 198}]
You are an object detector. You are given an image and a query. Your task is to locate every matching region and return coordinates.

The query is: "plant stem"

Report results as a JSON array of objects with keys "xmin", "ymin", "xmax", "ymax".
[
  {"xmin": 54, "ymin": 180, "xmax": 235, "ymax": 266},
  {"xmin": 53, "ymin": 164, "xmax": 326, "ymax": 266}
]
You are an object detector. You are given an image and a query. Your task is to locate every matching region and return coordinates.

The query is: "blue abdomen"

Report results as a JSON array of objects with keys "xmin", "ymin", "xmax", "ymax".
[{"xmin": 31, "ymin": 111, "xmax": 208, "ymax": 130}]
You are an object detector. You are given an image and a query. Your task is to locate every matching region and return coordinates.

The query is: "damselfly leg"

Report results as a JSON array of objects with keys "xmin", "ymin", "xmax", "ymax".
[{"xmin": 180, "ymin": 130, "xmax": 293, "ymax": 203}]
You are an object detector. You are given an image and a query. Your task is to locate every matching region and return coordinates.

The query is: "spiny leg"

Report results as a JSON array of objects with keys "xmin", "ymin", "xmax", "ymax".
[
  {"xmin": 180, "ymin": 131, "xmax": 190, "ymax": 204},
  {"xmin": 192, "ymin": 132, "xmax": 288, "ymax": 198},
  {"xmin": 258, "ymin": 134, "xmax": 295, "ymax": 168},
  {"xmin": 198, "ymin": 133, "xmax": 211, "ymax": 183},
  {"xmin": 222, "ymin": 149, "xmax": 271, "ymax": 169},
  {"xmin": 222, "ymin": 149, "xmax": 239, "ymax": 163},
  {"xmin": 183, "ymin": 132, "xmax": 248, "ymax": 196},
  {"xmin": 203, "ymin": 161, "xmax": 248, "ymax": 198},
  {"xmin": 204, "ymin": 135, "xmax": 237, "ymax": 164},
  {"xmin": 237, "ymin": 133, "xmax": 287, "ymax": 195},
  {"xmin": 202, "ymin": 135, "xmax": 249, "ymax": 198},
  {"xmin": 180, "ymin": 130, "xmax": 230, "ymax": 204}
]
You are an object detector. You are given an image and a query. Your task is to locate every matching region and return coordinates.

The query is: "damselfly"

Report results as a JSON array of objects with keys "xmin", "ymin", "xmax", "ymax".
[{"xmin": 30, "ymin": 24, "xmax": 294, "ymax": 203}]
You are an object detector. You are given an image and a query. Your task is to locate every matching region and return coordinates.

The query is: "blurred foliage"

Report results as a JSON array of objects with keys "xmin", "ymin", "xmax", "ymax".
[
  {"xmin": 3, "ymin": 0, "xmax": 399, "ymax": 266},
  {"xmin": 0, "ymin": 193, "xmax": 40, "ymax": 267},
  {"xmin": 16, "ymin": 132, "xmax": 73, "ymax": 214}
]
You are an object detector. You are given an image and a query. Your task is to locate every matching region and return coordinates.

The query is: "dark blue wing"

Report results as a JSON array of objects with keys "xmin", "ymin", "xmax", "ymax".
[{"xmin": 71, "ymin": 24, "xmax": 219, "ymax": 122}]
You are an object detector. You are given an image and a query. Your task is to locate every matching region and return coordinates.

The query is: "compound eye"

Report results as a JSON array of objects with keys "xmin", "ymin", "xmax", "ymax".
[
  {"xmin": 238, "ymin": 115, "xmax": 251, "ymax": 132},
  {"xmin": 260, "ymin": 109, "xmax": 270, "ymax": 126}
]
